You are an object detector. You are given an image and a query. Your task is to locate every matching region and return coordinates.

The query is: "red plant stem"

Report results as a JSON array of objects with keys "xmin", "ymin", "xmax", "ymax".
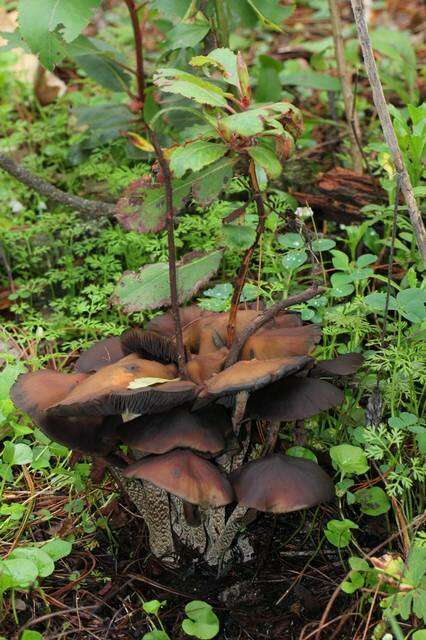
[
  {"xmin": 225, "ymin": 284, "xmax": 325, "ymax": 368},
  {"xmin": 226, "ymin": 160, "xmax": 266, "ymax": 347},
  {"xmin": 149, "ymin": 130, "xmax": 186, "ymax": 376},
  {"xmin": 124, "ymin": 0, "xmax": 145, "ymax": 105}
]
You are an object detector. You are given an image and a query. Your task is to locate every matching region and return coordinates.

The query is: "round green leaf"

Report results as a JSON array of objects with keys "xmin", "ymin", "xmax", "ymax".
[
  {"xmin": 182, "ymin": 601, "xmax": 219, "ymax": 640},
  {"xmin": 355, "ymin": 487, "xmax": 390, "ymax": 516},
  {"xmin": 278, "ymin": 233, "xmax": 305, "ymax": 249},
  {"xmin": 324, "ymin": 519, "xmax": 358, "ymax": 548},
  {"xmin": 2, "ymin": 442, "xmax": 33, "ymax": 466},
  {"xmin": 286, "ymin": 446, "xmax": 318, "ymax": 463},
  {"xmin": 282, "ymin": 249, "xmax": 307, "ymax": 270},
  {"xmin": 42, "ymin": 538, "xmax": 72, "ymax": 561},
  {"xmin": 10, "ymin": 548, "xmax": 54, "ymax": 578},
  {"xmin": 330, "ymin": 444, "xmax": 369, "ymax": 475},
  {"xmin": 310, "ymin": 238, "xmax": 336, "ymax": 252},
  {"xmin": 0, "ymin": 558, "xmax": 38, "ymax": 588}
]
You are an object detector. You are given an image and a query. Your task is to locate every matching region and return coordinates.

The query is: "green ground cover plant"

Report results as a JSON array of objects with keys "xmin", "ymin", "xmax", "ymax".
[{"xmin": 0, "ymin": 0, "xmax": 425, "ymax": 638}]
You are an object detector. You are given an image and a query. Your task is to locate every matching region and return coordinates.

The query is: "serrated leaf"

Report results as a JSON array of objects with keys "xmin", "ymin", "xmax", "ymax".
[
  {"xmin": 112, "ymin": 251, "xmax": 223, "ymax": 312},
  {"xmin": 219, "ymin": 109, "xmax": 267, "ymax": 136},
  {"xmin": 18, "ymin": 0, "xmax": 102, "ymax": 69},
  {"xmin": 154, "ymin": 68, "xmax": 228, "ymax": 107},
  {"xmin": 248, "ymin": 145, "xmax": 282, "ymax": 179},
  {"xmin": 191, "ymin": 48, "xmax": 240, "ymax": 88},
  {"xmin": 169, "ymin": 141, "xmax": 227, "ymax": 178},
  {"xmin": 222, "ymin": 224, "xmax": 256, "ymax": 250},
  {"xmin": 116, "ymin": 159, "xmax": 234, "ymax": 233},
  {"xmin": 166, "ymin": 22, "xmax": 210, "ymax": 50}
]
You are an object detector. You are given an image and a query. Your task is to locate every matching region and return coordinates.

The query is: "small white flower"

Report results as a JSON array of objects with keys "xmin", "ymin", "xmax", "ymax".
[
  {"xmin": 10, "ymin": 199, "xmax": 24, "ymax": 213},
  {"xmin": 294, "ymin": 206, "xmax": 313, "ymax": 220}
]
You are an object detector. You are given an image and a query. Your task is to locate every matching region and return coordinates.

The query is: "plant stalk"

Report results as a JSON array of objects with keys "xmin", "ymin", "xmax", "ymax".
[
  {"xmin": 350, "ymin": 0, "xmax": 426, "ymax": 263},
  {"xmin": 149, "ymin": 130, "xmax": 186, "ymax": 376},
  {"xmin": 226, "ymin": 160, "xmax": 267, "ymax": 347},
  {"xmin": 214, "ymin": 0, "xmax": 229, "ymax": 48},
  {"xmin": 124, "ymin": 0, "xmax": 145, "ymax": 107}
]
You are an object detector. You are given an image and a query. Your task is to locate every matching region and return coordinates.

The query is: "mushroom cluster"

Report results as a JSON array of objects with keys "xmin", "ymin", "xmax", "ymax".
[{"xmin": 11, "ymin": 306, "xmax": 362, "ymax": 555}]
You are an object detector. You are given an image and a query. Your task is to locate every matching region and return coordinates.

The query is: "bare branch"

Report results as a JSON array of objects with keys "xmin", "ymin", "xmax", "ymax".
[
  {"xmin": 0, "ymin": 153, "xmax": 115, "ymax": 218},
  {"xmin": 225, "ymin": 284, "xmax": 325, "ymax": 368},
  {"xmin": 350, "ymin": 0, "xmax": 426, "ymax": 263}
]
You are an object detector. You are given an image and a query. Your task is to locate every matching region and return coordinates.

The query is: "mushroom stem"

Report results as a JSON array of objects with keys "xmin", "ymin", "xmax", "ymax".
[
  {"xmin": 264, "ymin": 421, "xmax": 281, "ymax": 454},
  {"xmin": 232, "ymin": 391, "xmax": 250, "ymax": 436}
]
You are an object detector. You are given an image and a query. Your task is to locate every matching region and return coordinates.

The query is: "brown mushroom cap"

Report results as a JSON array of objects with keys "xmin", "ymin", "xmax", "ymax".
[
  {"xmin": 11, "ymin": 369, "xmax": 89, "ymax": 418},
  {"xmin": 194, "ymin": 311, "xmax": 303, "ymax": 355},
  {"xmin": 198, "ymin": 356, "xmax": 312, "ymax": 401},
  {"xmin": 122, "ymin": 449, "xmax": 234, "ymax": 506},
  {"xmin": 230, "ymin": 454, "xmax": 334, "ymax": 513},
  {"xmin": 185, "ymin": 348, "xmax": 228, "ymax": 385},
  {"xmin": 74, "ymin": 336, "xmax": 124, "ymax": 373},
  {"xmin": 46, "ymin": 355, "xmax": 181, "ymax": 416},
  {"xmin": 241, "ymin": 324, "xmax": 321, "ymax": 360},
  {"xmin": 246, "ymin": 377, "xmax": 344, "ymax": 422},
  {"xmin": 147, "ymin": 306, "xmax": 219, "ymax": 338},
  {"xmin": 120, "ymin": 405, "xmax": 229, "ymax": 455},
  {"xmin": 10, "ymin": 369, "xmax": 120, "ymax": 454},
  {"xmin": 310, "ymin": 352, "xmax": 363, "ymax": 377}
]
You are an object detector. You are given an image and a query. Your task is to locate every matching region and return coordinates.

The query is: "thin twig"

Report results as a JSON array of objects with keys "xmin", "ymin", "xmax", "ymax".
[
  {"xmin": 328, "ymin": 0, "xmax": 363, "ymax": 173},
  {"xmin": 226, "ymin": 160, "xmax": 267, "ymax": 347},
  {"xmin": 124, "ymin": 0, "xmax": 145, "ymax": 107},
  {"xmin": 0, "ymin": 153, "xmax": 115, "ymax": 218},
  {"xmin": 225, "ymin": 284, "xmax": 324, "ymax": 367},
  {"xmin": 148, "ymin": 129, "xmax": 186, "ymax": 375},
  {"xmin": 350, "ymin": 0, "xmax": 426, "ymax": 262}
]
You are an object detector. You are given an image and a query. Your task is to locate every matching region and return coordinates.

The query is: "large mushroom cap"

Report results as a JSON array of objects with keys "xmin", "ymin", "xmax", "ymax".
[
  {"xmin": 45, "ymin": 355, "xmax": 185, "ymax": 416},
  {"xmin": 230, "ymin": 454, "xmax": 334, "ymax": 513},
  {"xmin": 123, "ymin": 449, "xmax": 234, "ymax": 507},
  {"xmin": 198, "ymin": 356, "xmax": 312, "ymax": 401},
  {"xmin": 10, "ymin": 369, "xmax": 120, "ymax": 454},
  {"xmin": 120, "ymin": 405, "xmax": 229, "ymax": 455},
  {"xmin": 246, "ymin": 377, "xmax": 344, "ymax": 422}
]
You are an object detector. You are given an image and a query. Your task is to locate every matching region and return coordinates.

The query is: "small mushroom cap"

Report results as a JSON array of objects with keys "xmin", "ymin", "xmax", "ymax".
[
  {"xmin": 185, "ymin": 348, "xmax": 228, "ymax": 385},
  {"xmin": 147, "ymin": 306, "xmax": 219, "ymax": 338},
  {"xmin": 246, "ymin": 377, "xmax": 344, "ymax": 422},
  {"xmin": 241, "ymin": 324, "xmax": 321, "ymax": 360},
  {"xmin": 121, "ymin": 328, "xmax": 178, "ymax": 364},
  {"xmin": 230, "ymin": 454, "xmax": 334, "ymax": 513},
  {"xmin": 122, "ymin": 449, "xmax": 234, "ymax": 506},
  {"xmin": 75, "ymin": 336, "xmax": 124, "ymax": 373},
  {"xmin": 120, "ymin": 405, "xmax": 229, "ymax": 455},
  {"xmin": 310, "ymin": 352, "xmax": 363, "ymax": 377},
  {"xmin": 46, "ymin": 355, "xmax": 178, "ymax": 416},
  {"xmin": 198, "ymin": 356, "xmax": 312, "ymax": 400},
  {"xmin": 195, "ymin": 311, "xmax": 303, "ymax": 355}
]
